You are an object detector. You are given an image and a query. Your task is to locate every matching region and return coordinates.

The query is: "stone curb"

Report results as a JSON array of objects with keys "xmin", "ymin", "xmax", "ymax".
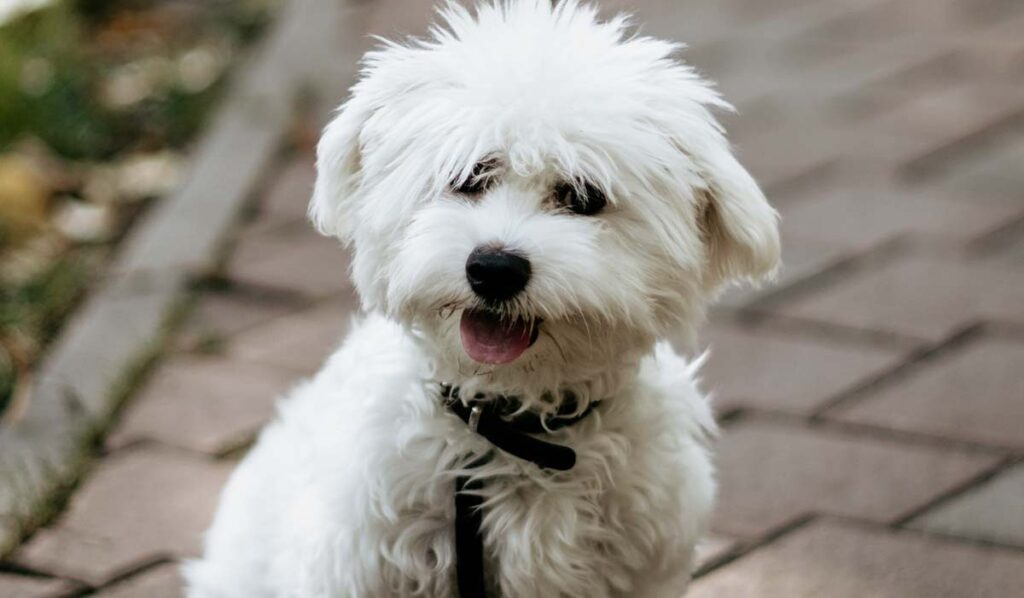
[{"xmin": 0, "ymin": 0, "xmax": 362, "ymax": 556}]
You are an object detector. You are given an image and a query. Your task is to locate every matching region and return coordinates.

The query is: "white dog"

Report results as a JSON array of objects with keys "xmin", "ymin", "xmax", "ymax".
[{"xmin": 186, "ymin": 1, "xmax": 779, "ymax": 596}]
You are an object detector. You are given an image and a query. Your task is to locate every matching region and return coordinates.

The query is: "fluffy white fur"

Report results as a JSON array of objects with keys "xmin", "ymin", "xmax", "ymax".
[{"xmin": 186, "ymin": 1, "xmax": 779, "ymax": 596}]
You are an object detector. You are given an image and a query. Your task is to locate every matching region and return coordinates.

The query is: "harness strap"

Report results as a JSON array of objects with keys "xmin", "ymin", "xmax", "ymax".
[
  {"xmin": 440, "ymin": 385, "xmax": 600, "ymax": 597},
  {"xmin": 454, "ymin": 459, "xmax": 488, "ymax": 597}
]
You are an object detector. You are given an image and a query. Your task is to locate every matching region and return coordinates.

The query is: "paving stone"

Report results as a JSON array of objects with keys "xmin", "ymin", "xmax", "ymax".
[
  {"xmin": 226, "ymin": 225, "xmax": 353, "ymax": 298},
  {"xmin": 227, "ymin": 299, "xmax": 355, "ymax": 374},
  {"xmin": 695, "ymin": 324, "xmax": 905, "ymax": 413},
  {"xmin": 715, "ymin": 237, "xmax": 846, "ymax": 309},
  {"xmin": 705, "ymin": 33, "xmax": 952, "ymax": 116},
  {"xmin": 0, "ymin": 410, "xmax": 86, "ymax": 535},
  {"xmin": 940, "ymin": 135, "xmax": 1024, "ymax": 203},
  {"xmin": 598, "ymin": 0, "xmax": 740, "ymax": 47},
  {"xmin": 784, "ymin": 36, "xmax": 953, "ymax": 103},
  {"xmin": 838, "ymin": 48, "xmax": 970, "ymax": 117},
  {"xmin": 712, "ymin": 420, "xmax": 999, "ymax": 538},
  {"xmin": 94, "ymin": 564, "xmax": 183, "ymax": 598},
  {"xmin": 910, "ymin": 464, "xmax": 1024, "ymax": 547},
  {"xmin": 853, "ymin": 84, "xmax": 1024, "ymax": 169},
  {"xmin": 1, "ymin": 515, "xmax": 16, "ymax": 555},
  {"xmin": 256, "ymin": 154, "xmax": 316, "ymax": 226},
  {"xmin": 173, "ymin": 290, "xmax": 301, "ymax": 353},
  {"xmin": 0, "ymin": 274, "xmax": 184, "ymax": 540},
  {"xmin": 960, "ymin": 33, "xmax": 1024, "ymax": 81},
  {"xmin": 690, "ymin": 520, "xmax": 1024, "ymax": 597},
  {"xmin": 107, "ymin": 355, "xmax": 301, "ymax": 455},
  {"xmin": 717, "ymin": 97, "xmax": 786, "ymax": 147},
  {"xmin": 229, "ymin": 222, "xmax": 321, "ymax": 265},
  {"xmin": 984, "ymin": 6, "xmax": 1024, "ymax": 45},
  {"xmin": 988, "ymin": 228, "xmax": 1024, "ymax": 267},
  {"xmin": 779, "ymin": 188, "xmax": 1023, "ymax": 252},
  {"xmin": 963, "ymin": 0, "xmax": 1024, "ymax": 25},
  {"xmin": 773, "ymin": 255, "xmax": 1024, "ymax": 342},
  {"xmin": 757, "ymin": 0, "xmax": 893, "ymax": 35},
  {"xmin": 0, "ymin": 573, "xmax": 74, "ymax": 598},
  {"xmin": 363, "ymin": 0, "xmax": 436, "ymax": 40},
  {"xmin": 31, "ymin": 272, "xmax": 184, "ymax": 425},
  {"xmin": 732, "ymin": 124, "xmax": 839, "ymax": 192},
  {"xmin": 794, "ymin": 0, "xmax": 956, "ymax": 45},
  {"xmin": 695, "ymin": 533, "xmax": 739, "ymax": 571},
  {"xmin": 15, "ymin": 449, "xmax": 231, "ymax": 586},
  {"xmin": 829, "ymin": 337, "xmax": 1024, "ymax": 447}
]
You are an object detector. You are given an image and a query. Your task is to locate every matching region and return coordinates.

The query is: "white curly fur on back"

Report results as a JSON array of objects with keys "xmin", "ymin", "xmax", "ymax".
[{"xmin": 186, "ymin": 1, "xmax": 778, "ymax": 596}]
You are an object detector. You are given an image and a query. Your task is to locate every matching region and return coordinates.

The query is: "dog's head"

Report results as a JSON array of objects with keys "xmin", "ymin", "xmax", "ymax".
[{"xmin": 311, "ymin": 0, "xmax": 778, "ymax": 396}]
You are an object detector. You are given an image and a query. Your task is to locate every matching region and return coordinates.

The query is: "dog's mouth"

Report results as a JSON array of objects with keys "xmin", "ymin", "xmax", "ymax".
[{"xmin": 459, "ymin": 308, "xmax": 540, "ymax": 365}]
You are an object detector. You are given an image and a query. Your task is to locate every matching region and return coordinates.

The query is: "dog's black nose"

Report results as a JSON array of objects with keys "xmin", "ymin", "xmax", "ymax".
[{"xmin": 466, "ymin": 247, "xmax": 531, "ymax": 302}]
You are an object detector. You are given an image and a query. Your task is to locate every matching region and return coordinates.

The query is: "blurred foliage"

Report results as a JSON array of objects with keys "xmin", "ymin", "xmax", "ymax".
[
  {"xmin": 0, "ymin": 345, "xmax": 13, "ymax": 415},
  {"xmin": 0, "ymin": 250, "xmax": 95, "ymax": 415},
  {"xmin": 0, "ymin": 6, "xmax": 105, "ymax": 159},
  {"xmin": 0, "ymin": 250, "xmax": 94, "ymax": 355},
  {"xmin": 0, "ymin": 0, "xmax": 276, "ymax": 416},
  {"xmin": 0, "ymin": 0, "xmax": 274, "ymax": 159}
]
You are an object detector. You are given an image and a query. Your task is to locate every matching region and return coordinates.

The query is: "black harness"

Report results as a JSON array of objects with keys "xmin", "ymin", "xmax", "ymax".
[{"xmin": 439, "ymin": 384, "xmax": 601, "ymax": 598}]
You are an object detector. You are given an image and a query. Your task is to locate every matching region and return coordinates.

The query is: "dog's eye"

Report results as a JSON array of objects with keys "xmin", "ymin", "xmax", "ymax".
[
  {"xmin": 452, "ymin": 159, "xmax": 499, "ymax": 195},
  {"xmin": 553, "ymin": 181, "xmax": 607, "ymax": 216}
]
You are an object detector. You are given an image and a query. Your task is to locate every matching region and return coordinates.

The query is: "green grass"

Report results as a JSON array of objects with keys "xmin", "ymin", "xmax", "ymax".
[
  {"xmin": 0, "ymin": 0, "xmax": 269, "ymax": 159},
  {"xmin": 0, "ymin": 252, "xmax": 95, "ymax": 349},
  {"xmin": 0, "ymin": 345, "xmax": 13, "ymax": 416},
  {"xmin": 0, "ymin": 250, "xmax": 96, "ymax": 414},
  {"xmin": 0, "ymin": 5, "xmax": 102, "ymax": 158}
]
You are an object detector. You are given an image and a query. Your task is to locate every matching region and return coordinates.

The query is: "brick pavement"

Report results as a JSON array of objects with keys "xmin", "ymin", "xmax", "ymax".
[{"xmin": 1, "ymin": 0, "xmax": 1021, "ymax": 595}]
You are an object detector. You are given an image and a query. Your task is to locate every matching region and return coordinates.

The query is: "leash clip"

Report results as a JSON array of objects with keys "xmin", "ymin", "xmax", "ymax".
[
  {"xmin": 439, "ymin": 382, "xmax": 458, "ymax": 406},
  {"xmin": 468, "ymin": 405, "xmax": 483, "ymax": 432}
]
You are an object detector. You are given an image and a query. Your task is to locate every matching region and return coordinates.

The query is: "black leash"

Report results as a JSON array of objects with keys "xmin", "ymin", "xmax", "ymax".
[
  {"xmin": 440, "ymin": 385, "xmax": 600, "ymax": 598},
  {"xmin": 454, "ymin": 456, "xmax": 488, "ymax": 596}
]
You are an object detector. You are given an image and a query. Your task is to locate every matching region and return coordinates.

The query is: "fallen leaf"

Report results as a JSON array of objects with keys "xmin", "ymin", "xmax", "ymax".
[{"xmin": 0, "ymin": 153, "xmax": 51, "ymax": 243}]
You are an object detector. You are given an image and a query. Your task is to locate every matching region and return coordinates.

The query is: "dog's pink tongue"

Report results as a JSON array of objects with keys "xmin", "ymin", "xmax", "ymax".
[{"xmin": 460, "ymin": 309, "xmax": 532, "ymax": 365}]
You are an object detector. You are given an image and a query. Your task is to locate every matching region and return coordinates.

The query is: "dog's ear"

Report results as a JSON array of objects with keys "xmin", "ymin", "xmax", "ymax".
[
  {"xmin": 694, "ymin": 140, "xmax": 780, "ymax": 290},
  {"xmin": 308, "ymin": 98, "xmax": 370, "ymax": 243}
]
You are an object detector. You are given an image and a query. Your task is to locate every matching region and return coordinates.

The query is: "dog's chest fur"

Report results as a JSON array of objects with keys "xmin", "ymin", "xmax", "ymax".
[
  {"xmin": 190, "ymin": 317, "xmax": 715, "ymax": 598},
  {"xmin": 337, "ymin": 320, "xmax": 710, "ymax": 597},
  {"xmin": 372, "ymin": 397, "xmax": 711, "ymax": 598}
]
